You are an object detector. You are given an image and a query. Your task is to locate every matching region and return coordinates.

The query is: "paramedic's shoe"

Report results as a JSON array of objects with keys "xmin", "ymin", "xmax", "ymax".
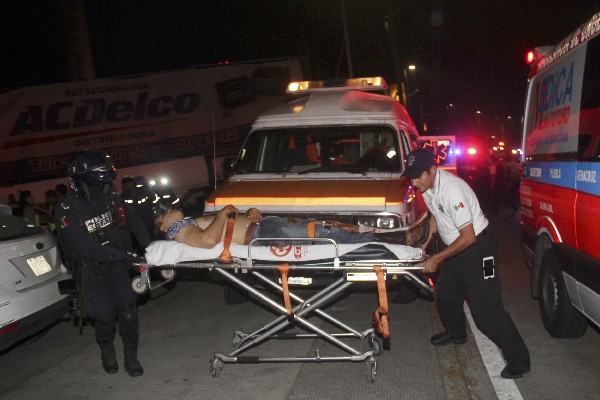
[
  {"xmin": 500, "ymin": 362, "xmax": 530, "ymax": 379},
  {"xmin": 430, "ymin": 332, "xmax": 467, "ymax": 346}
]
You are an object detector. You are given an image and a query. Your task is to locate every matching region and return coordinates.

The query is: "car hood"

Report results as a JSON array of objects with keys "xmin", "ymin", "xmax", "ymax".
[{"xmin": 205, "ymin": 176, "xmax": 416, "ymax": 214}]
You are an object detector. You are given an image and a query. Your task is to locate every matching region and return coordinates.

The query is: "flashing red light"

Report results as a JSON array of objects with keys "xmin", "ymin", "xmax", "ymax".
[
  {"xmin": 526, "ymin": 50, "xmax": 536, "ymax": 64},
  {"xmin": 467, "ymin": 147, "xmax": 477, "ymax": 155}
]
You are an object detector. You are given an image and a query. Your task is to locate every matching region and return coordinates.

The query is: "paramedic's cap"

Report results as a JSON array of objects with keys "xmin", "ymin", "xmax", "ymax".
[{"xmin": 402, "ymin": 149, "xmax": 436, "ymax": 179}]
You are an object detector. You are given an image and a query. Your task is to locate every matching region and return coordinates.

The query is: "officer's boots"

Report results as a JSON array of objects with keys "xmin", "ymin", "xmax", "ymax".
[
  {"xmin": 117, "ymin": 302, "xmax": 144, "ymax": 377},
  {"xmin": 95, "ymin": 319, "xmax": 118, "ymax": 374}
]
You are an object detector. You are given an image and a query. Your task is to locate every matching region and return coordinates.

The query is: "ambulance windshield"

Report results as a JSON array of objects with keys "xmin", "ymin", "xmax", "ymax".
[{"xmin": 234, "ymin": 125, "xmax": 400, "ymax": 174}]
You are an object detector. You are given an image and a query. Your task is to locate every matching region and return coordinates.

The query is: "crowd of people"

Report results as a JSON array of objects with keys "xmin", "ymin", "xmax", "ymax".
[{"xmin": 4, "ymin": 183, "xmax": 69, "ymax": 234}]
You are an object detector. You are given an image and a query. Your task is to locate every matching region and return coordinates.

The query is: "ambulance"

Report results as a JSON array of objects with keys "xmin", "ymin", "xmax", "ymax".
[
  {"xmin": 520, "ymin": 11, "xmax": 600, "ymax": 337},
  {"xmin": 204, "ymin": 77, "xmax": 430, "ymax": 302}
]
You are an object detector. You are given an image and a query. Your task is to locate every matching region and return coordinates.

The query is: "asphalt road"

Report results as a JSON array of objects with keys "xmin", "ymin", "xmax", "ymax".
[{"xmin": 1, "ymin": 203, "xmax": 600, "ymax": 400}]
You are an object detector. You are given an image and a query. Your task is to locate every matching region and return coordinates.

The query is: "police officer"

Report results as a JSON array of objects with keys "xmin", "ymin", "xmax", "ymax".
[
  {"xmin": 402, "ymin": 149, "xmax": 530, "ymax": 379},
  {"xmin": 55, "ymin": 149, "xmax": 152, "ymax": 377}
]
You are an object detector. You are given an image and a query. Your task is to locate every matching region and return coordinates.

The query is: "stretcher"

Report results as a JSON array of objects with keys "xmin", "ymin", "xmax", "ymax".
[{"xmin": 135, "ymin": 230, "xmax": 431, "ymax": 383}]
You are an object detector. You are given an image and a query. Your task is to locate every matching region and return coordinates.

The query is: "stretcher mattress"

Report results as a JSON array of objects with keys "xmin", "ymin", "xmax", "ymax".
[{"xmin": 145, "ymin": 240, "xmax": 423, "ymax": 266}]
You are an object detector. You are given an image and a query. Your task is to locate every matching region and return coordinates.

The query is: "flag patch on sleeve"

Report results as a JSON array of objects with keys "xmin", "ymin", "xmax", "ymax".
[{"xmin": 453, "ymin": 202, "xmax": 464, "ymax": 211}]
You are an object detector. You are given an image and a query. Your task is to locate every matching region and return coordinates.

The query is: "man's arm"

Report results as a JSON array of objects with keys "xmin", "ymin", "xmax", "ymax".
[
  {"xmin": 417, "ymin": 222, "xmax": 476, "ymax": 273},
  {"xmin": 421, "ymin": 215, "xmax": 438, "ymax": 252},
  {"xmin": 176, "ymin": 205, "xmax": 238, "ymax": 248}
]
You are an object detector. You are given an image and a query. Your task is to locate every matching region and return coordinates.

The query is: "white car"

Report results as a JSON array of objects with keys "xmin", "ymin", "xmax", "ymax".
[{"xmin": 0, "ymin": 212, "xmax": 70, "ymax": 352}]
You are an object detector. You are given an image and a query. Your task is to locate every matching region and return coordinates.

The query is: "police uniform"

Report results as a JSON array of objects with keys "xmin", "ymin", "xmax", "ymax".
[
  {"xmin": 423, "ymin": 168, "xmax": 530, "ymax": 371},
  {"xmin": 56, "ymin": 191, "xmax": 151, "ymax": 319},
  {"xmin": 55, "ymin": 149, "xmax": 152, "ymax": 378}
]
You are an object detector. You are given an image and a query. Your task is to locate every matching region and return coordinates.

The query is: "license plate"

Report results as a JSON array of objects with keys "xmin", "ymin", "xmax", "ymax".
[
  {"xmin": 27, "ymin": 255, "xmax": 52, "ymax": 276},
  {"xmin": 279, "ymin": 276, "xmax": 313, "ymax": 286}
]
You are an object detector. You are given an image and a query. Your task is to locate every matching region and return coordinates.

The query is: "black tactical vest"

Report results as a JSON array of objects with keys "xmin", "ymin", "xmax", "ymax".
[{"xmin": 58, "ymin": 190, "xmax": 133, "ymax": 277}]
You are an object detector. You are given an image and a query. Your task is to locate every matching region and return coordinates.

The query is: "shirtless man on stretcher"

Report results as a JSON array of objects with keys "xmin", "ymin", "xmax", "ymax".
[
  {"xmin": 155, "ymin": 205, "xmax": 261, "ymax": 247},
  {"xmin": 154, "ymin": 205, "xmax": 393, "ymax": 247}
]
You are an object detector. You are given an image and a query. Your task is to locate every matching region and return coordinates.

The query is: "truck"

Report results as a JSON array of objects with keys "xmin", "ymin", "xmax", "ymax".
[
  {"xmin": 0, "ymin": 58, "xmax": 303, "ymax": 204},
  {"xmin": 520, "ymin": 11, "xmax": 600, "ymax": 338},
  {"xmin": 203, "ymin": 77, "xmax": 432, "ymax": 303}
]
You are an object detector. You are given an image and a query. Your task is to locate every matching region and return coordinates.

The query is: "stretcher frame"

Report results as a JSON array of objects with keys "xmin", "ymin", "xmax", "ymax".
[{"xmin": 134, "ymin": 237, "xmax": 431, "ymax": 383}]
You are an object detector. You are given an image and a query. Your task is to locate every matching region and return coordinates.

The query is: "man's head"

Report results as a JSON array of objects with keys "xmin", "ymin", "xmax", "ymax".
[
  {"xmin": 402, "ymin": 149, "xmax": 437, "ymax": 192},
  {"xmin": 122, "ymin": 175, "xmax": 136, "ymax": 192},
  {"xmin": 153, "ymin": 208, "xmax": 184, "ymax": 235}
]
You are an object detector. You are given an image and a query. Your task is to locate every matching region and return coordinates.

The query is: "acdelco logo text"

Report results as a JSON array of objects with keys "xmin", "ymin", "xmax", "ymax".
[{"xmin": 10, "ymin": 91, "xmax": 200, "ymax": 136}]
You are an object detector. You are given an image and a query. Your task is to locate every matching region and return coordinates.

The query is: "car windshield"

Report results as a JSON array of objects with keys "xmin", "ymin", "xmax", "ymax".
[
  {"xmin": 234, "ymin": 125, "xmax": 401, "ymax": 174},
  {"xmin": 0, "ymin": 213, "xmax": 45, "ymax": 241}
]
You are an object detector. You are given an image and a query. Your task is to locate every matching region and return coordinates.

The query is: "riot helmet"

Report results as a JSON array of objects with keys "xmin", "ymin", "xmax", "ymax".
[{"xmin": 68, "ymin": 149, "xmax": 117, "ymax": 199}]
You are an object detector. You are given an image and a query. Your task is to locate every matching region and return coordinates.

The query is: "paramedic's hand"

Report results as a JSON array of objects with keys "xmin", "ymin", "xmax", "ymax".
[
  {"xmin": 245, "ymin": 208, "xmax": 262, "ymax": 223},
  {"xmin": 417, "ymin": 255, "xmax": 441, "ymax": 274}
]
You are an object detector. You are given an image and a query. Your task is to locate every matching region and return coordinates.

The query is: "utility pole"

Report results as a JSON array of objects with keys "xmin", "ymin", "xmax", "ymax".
[
  {"xmin": 384, "ymin": 3, "xmax": 403, "ymax": 103},
  {"xmin": 62, "ymin": 0, "xmax": 95, "ymax": 80},
  {"xmin": 340, "ymin": 0, "xmax": 354, "ymax": 78}
]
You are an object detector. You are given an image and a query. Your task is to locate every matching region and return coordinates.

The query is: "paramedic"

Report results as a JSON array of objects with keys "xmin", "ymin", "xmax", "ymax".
[
  {"xmin": 55, "ymin": 149, "xmax": 152, "ymax": 378},
  {"xmin": 402, "ymin": 149, "xmax": 530, "ymax": 379},
  {"xmin": 155, "ymin": 208, "xmax": 382, "ymax": 246}
]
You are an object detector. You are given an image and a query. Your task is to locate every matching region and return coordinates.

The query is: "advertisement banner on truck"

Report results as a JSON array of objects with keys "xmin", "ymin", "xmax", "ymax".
[{"xmin": 0, "ymin": 58, "xmax": 301, "ymax": 186}]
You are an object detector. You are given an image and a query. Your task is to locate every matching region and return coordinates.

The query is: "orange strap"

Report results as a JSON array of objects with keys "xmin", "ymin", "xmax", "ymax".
[
  {"xmin": 307, "ymin": 221, "xmax": 316, "ymax": 238},
  {"xmin": 372, "ymin": 265, "xmax": 390, "ymax": 339},
  {"xmin": 219, "ymin": 213, "xmax": 236, "ymax": 262},
  {"xmin": 278, "ymin": 263, "xmax": 293, "ymax": 315}
]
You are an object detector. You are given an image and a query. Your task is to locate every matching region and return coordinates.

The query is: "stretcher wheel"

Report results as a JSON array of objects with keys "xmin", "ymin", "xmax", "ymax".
[
  {"xmin": 366, "ymin": 360, "xmax": 377, "ymax": 383},
  {"xmin": 368, "ymin": 335, "xmax": 383, "ymax": 355},
  {"xmin": 209, "ymin": 358, "xmax": 222, "ymax": 378},
  {"xmin": 131, "ymin": 276, "xmax": 149, "ymax": 295},
  {"xmin": 160, "ymin": 268, "xmax": 176, "ymax": 280}
]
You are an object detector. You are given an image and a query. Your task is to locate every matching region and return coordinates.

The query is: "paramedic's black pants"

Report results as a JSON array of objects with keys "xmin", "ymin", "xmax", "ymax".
[{"xmin": 435, "ymin": 230, "xmax": 530, "ymax": 366}]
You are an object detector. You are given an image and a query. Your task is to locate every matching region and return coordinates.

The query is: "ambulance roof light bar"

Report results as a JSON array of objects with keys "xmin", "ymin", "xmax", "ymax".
[{"xmin": 287, "ymin": 77, "xmax": 388, "ymax": 94}]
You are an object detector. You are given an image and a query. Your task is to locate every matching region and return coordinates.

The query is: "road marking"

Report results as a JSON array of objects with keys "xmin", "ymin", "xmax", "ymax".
[{"xmin": 464, "ymin": 303, "xmax": 525, "ymax": 400}]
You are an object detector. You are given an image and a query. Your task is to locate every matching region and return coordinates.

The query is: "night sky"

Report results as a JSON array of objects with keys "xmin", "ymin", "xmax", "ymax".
[{"xmin": 2, "ymin": 0, "xmax": 599, "ymax": 136}]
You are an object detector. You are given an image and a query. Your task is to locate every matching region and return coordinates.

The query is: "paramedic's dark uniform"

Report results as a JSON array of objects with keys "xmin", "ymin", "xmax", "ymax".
[{"xmin": 424, "ymin": 169, "xmax": 530, "ymax": 367}]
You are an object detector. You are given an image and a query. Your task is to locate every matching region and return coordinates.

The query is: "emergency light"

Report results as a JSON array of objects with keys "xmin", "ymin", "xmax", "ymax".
[
  {"xmin": 287, "ymin": 77, "xmax": 387, "ymax": 94},
  {"xmin": 525, "ymin": 46, "xmax": 553, "ymax": 65}
]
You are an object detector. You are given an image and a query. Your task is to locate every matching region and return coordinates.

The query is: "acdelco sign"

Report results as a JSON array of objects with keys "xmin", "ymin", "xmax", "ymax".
[{"xmin": 9, "ymin": 90, "xmax": 200, "ymax": 135}]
